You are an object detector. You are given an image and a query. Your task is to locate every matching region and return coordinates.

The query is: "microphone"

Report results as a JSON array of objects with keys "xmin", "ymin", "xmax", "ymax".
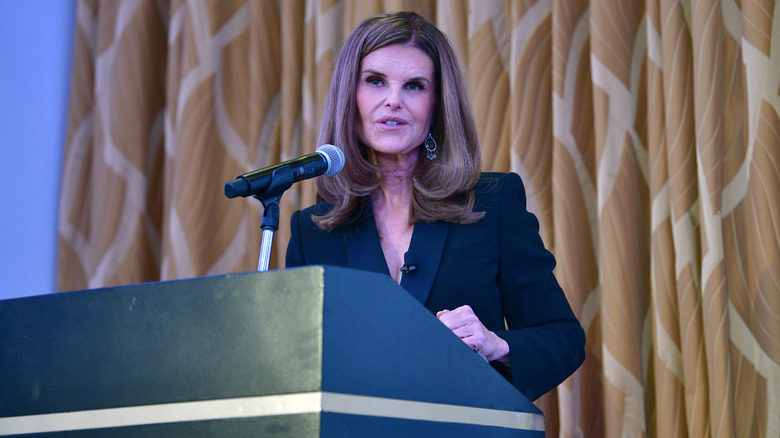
[
  {"xmin": 224, "ymin": 144, "xmax": 344, "ymax": 198},
  {"xmin": 400, "ymin": 251, "xmax": 418, "ymax": 275}
]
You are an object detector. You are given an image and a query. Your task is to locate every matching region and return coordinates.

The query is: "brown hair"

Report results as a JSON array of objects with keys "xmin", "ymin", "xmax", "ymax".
[{"xmin": 314, "ymin": 11, "xmax": 484, "ymax": 229}]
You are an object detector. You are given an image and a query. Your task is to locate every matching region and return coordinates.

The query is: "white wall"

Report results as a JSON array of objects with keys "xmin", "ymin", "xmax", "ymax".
[{"xmin": 0, "ymin": 1, "xmax": 76, "ymax": 299}]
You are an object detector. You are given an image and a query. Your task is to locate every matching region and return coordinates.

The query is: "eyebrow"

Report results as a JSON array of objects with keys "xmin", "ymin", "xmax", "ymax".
[{"xmin": 360, "ymin": 69, "xmax": 432, "ymax": 85}]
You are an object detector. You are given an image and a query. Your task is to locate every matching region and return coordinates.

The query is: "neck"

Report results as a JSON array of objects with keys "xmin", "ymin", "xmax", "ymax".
[{"xmin": 369, "ymin": 151, "xmax": 418, "ymax": 214}]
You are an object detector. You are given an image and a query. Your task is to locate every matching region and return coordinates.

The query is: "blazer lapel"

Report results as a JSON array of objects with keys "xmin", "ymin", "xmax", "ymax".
[
  {"xmin": 344, "ymin": 203, "xmax": 449, "ymax": 305},
  {"xmin": 401, "ymin": 220, "xmax": 449, "ymax": 305},
  {"xmin": 344, "ymin": 207, "xmax": 390, "ymax": 277}
]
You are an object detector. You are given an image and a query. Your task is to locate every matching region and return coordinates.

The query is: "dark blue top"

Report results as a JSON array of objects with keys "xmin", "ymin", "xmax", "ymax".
[{"xmin": 286, "ymin": 172, "xmax": 585, "ymax": 400}]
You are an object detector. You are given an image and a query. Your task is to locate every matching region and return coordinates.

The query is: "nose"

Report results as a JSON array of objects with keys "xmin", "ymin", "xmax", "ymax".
[{"xmin": 384, "ymin": 85, "xmax": 402, "ymax": 109}]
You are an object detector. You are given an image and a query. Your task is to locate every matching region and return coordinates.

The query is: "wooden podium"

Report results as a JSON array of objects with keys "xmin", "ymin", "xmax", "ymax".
[{"xmin": 0, "ymin": 266, "xmax": 543, "ymax": 436}]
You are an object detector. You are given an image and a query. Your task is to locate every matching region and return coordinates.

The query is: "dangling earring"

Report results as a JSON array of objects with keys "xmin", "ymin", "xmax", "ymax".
[{"xmin": 425, "ymin": 132, "xmax": 438, "ymax": 160}]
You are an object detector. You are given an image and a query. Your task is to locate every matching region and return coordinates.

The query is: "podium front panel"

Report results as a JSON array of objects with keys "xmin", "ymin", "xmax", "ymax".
[
  {"xmin": 0, "ymin": 267, "xmax": 543, "ymax": 437},
  {"xmin": 0, "ymin": 270, "xmax": 326, "ymax": 417}
]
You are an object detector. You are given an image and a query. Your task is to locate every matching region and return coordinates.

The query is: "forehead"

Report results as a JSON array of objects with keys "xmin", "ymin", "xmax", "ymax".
[{"xmin": 360, "ymin": 45, "xmax": 434, "ymax": 78}]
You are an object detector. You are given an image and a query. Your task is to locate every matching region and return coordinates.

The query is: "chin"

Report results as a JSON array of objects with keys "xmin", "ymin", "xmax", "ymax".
[
  {"xmin": 369, "ymin": 138, "xmax": 424, "ymax": 155},
  {"xmin": 371, "ymin": 146, "xmax": 419, "ymax": 157}
]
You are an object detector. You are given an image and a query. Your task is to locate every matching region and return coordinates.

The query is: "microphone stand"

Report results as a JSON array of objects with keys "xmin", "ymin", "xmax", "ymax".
[{"xmin": 252, "ymin": 168, "xmax": 295, "ymax": 272}]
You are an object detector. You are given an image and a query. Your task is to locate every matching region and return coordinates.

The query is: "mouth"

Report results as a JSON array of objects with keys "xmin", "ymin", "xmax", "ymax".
[{"xmin": 377, "ymin": 117, "xmax": 405, "ymax": 126}]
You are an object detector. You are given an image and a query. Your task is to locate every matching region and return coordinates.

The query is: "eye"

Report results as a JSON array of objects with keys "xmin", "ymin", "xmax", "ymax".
[
  {"xmin": 405, "ymin": 81, "xmax": 424, "ymax": 91},
  {"xmin": 366, "ymin": 76, "xmax": 384, "ymax": 87}
]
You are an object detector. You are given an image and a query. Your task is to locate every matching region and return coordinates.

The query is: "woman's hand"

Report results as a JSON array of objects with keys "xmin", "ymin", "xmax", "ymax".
[{"xmin": 436, "ymin": 305, "xmax": 510, "ymax": 366}]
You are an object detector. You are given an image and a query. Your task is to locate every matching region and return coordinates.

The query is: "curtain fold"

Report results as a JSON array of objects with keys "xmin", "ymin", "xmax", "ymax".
[{"xmin": 58, "ymin": 1, "xmax": 780, "ymax": 436}]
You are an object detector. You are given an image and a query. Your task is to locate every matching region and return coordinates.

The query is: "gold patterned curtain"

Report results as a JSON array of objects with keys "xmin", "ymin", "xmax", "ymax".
[{"xmin": 58, "ymin": 1, "xmax": 779, "ymax": 436}]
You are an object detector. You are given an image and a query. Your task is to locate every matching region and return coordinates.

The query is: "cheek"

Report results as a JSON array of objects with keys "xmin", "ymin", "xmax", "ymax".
[
  {"xmin": 418, "ymin": 96, "xmax": 436, "ymax": 126},
  {"xmin": 354, "ymin": 114, "xmax": 368, "ymax": 145},
  {"xmin": 415, "ymin": 102, "xmax": 436, "ymax": 139},
  {"xmin": 354, "ymin": 94, "xmax": 369, "ymax": 140},
  {"xmin": 355, "ymin": 84, "xmax": 377, "ymax": 113},
  {"xmin": 355, "ymin": 92, "xmax": 375, "ymax": 126}
]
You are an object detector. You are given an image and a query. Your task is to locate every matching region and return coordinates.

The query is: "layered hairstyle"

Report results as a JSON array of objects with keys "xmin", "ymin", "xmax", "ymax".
[{"xmin": 313, "ymin": 11, "xmax": 484, "ymax": 230}]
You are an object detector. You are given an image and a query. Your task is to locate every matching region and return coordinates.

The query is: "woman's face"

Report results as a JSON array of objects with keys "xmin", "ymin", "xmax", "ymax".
[{"xmin": 355, "ymin": 44, "xmax": 436, "ymax": 159}]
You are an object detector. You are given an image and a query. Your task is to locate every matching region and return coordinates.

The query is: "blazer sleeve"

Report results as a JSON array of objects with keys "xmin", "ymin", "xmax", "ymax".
[{"xmin": 492, "ymin": 173, "xmax": 586, "ymax": 401}]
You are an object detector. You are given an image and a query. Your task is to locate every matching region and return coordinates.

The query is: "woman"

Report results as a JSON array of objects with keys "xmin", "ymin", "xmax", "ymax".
[{"xmin": 286, "ymin": 12, "xmax": 585, "ymax": 401}]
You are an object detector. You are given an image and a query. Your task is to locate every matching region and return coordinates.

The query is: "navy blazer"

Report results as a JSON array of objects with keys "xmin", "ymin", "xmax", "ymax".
[{"xmin": 286, "ymin": 172, "xmax": 585, "ymax": 400}]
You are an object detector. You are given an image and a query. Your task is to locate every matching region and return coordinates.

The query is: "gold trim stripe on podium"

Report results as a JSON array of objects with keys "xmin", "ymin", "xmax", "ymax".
[{"xmin": 0, "ymin": 391, "xmax": 545, "ymax": 435}]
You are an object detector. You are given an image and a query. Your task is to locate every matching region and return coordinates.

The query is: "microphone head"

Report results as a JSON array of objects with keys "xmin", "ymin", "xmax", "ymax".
[{"xmin": 316, "ymin": 144, "xmax": 345, "ymax": 176}]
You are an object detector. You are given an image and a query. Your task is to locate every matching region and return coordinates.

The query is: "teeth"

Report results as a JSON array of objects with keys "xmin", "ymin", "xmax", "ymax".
[{"xmin": 385, "ymin": 121, "xmax": 399, "ymax": 125}]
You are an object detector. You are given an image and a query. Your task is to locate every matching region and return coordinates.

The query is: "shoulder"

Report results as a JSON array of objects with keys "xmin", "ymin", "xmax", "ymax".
[
  {"xmin": 474, "ymin": 172, "xmax": 527, "ymax": 209},
  {"xmin": 293, "ymin": 199, "xmax": 371, "ymax": 229},
  {"xmin": 290, "ymin": 203, "xmax": 333, "ymax": 243},
  {"xmin": 296, "ymin": 202, "xmax": 334, "ymax": 218},
  {"xmin": 287, "ymin": 202, "xmax": 346, "ymax": 268},
  {"xmin": 476, "ymin": 172, "xmax": 524, "ymax": 191},
  {"xmin": 292, "ymin": 202, "xmax": 336, "ymax": 226}
]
